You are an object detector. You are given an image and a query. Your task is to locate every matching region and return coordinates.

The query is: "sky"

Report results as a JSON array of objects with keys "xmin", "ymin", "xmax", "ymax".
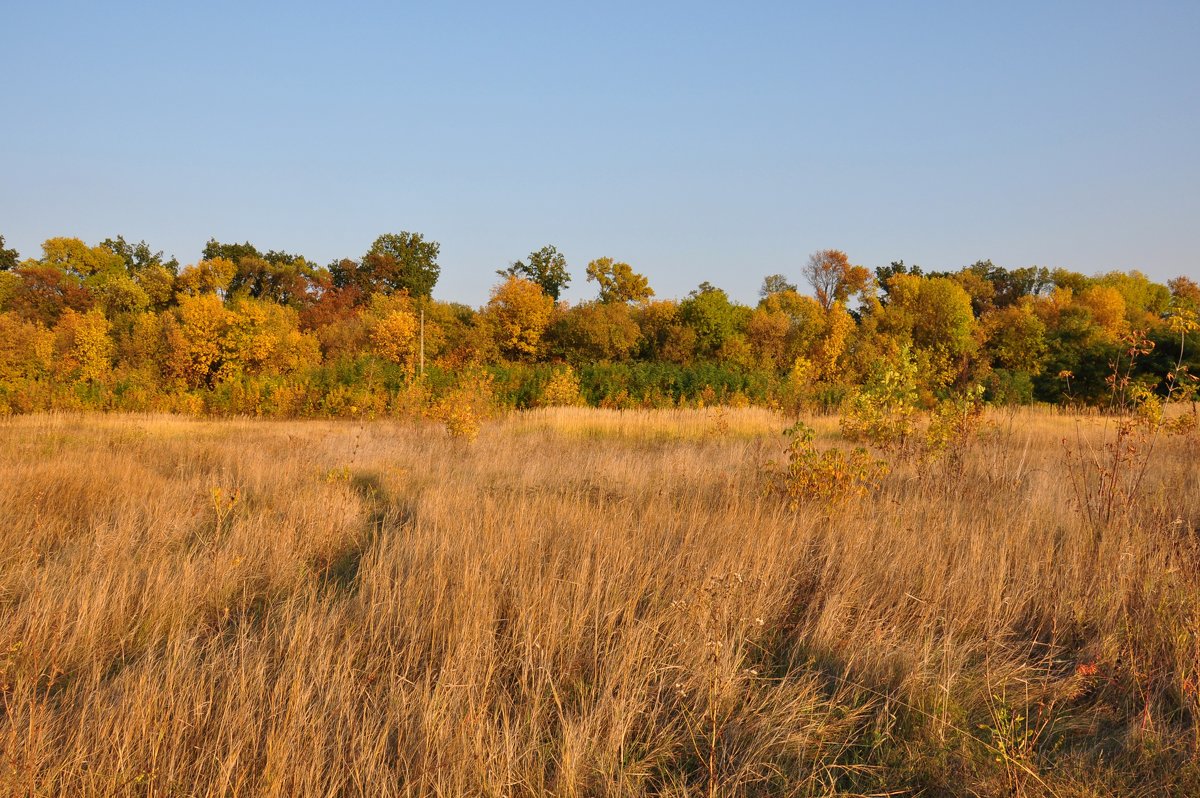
[{"xmin": 2, "ymin": 0, "xmax": 1198, "ymax": 306}]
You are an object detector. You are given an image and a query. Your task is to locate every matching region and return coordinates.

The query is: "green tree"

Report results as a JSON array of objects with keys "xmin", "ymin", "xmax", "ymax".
[
  {"xmin": 678, "ymin": 282, "xmax": 749, "ymax": 359},
  {"xmin": 359, "ymin": 232, "xmax": 441, "ymax": 298},
  {"xmin": 202, "ymin": 240, "xmax": 315, "ymax": 306},
  {"xmin": 100, "ymin": 236, "xmax": 178, "ymax": 312},
  {"xmin": 0, "ymin": 235, "xmax": 18, "ymax": 271},
  {"xmin": 501, "ymin": 245, "xmax": 571, "ymax": 300},
  {"xmin": 202, "ymin": 239, "xmax": 262, "ymax": 265},
  {"xmin": 911, "ymin": 277, "xmax": 976, "ymax": 358},
  {"xmin": 874, "ymin": 273, "xmax": 977, "ymax": 388},
  {"xmin": 759, "ymin": 274, "xmax": 797, "ymax": 298},
  {"xmin": 102, "ymin": 236, "xmax": 179, "ymax": 275},
  {"xmin": 227, "ymin": 255, "xmax": 316, "ymax": 306}
]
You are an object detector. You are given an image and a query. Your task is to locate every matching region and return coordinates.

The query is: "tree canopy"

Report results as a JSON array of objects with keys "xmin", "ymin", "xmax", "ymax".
[
  {"xmin": 501, "ymin": 245, "xmax": 571, "ymax": 300},
  {"xmin": 0, "ymin": 231, "xmax": 1194, "ymax": 416}
]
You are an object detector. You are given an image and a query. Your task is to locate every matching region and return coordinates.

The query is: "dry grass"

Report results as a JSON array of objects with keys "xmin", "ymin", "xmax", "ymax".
[{"xmin": 0, "ymin": 407, "xmax": 1197, "ymax": 797}]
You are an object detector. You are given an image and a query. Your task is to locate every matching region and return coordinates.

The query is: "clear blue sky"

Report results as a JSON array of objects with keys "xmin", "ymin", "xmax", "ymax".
[{"xmin": 2, "ymin": 1, "xmax": 1197, "ymax": 305}]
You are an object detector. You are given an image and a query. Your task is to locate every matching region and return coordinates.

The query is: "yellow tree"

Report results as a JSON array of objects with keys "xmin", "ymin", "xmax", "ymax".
[
  {"xmin": 220, "ymin": 299, "xmax": 321, "ymax": 381},
  {"xmin": 749, "ymin": 289, "xmax": 826, "ymax": 371},
  {"xmin": 40, "ymin": 237, "xmax": 125, "ymax": 278},
  {"xmin": 53, "ymin": 309, "xmax": 114, "ymax": 383},
  {"xmin": 744, "ymin": 307, "xmax": 791, "ymax": 370},
  {"xmin": 486, "ymin": 276, "xmax": 554, "ymax": 360},
  {"xmin": 1076, "ymin": 285, "xmax": 1128, "ymax": 342},
  {"xmin": 874, "ymin": 274, "xmax": 977, "ymax": 388},
  {"xmin": 367, "ymin": 294, "xmax": 420, "ymax": 373},
  {"xmin": 812, "ymin": 303, "xmax": 854, "ymax": 381},
  {"xmin": 0, "ymin": 312, "xmax": 53, "ymax": 384},
  {"xmin": 175, "ymin": 258, "xmax": 236, "ymax": 297},
  {"xmin": 585, "ymin": 257, "xmax": 654, "ymax": 304},
  {"xmin": 161, "ymin": 294, "xmax": 231, "ymax": 388}
]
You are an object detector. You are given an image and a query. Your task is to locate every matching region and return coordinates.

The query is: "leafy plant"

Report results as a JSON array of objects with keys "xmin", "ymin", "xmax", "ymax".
[
  {"xmin": 925, "ymin": 384, "xmax": 987, "ymax": 466},
  {"xmin": 537, "ymin": 365, "xmax": 584, "ymax": 407},
  {"xmin": 1065, "ymin": 318, "xmax": 1199, "ymax": 530},
  {"xmin": 840, "ymin": 348, "xmax": 921, "ymax": 454},
  {"xmin": 768, "ymin": 421, "xmax": 888, "ymax": 507},
  {"xmin": 430, "ymin": 369, "xmax": 497, "ymax": 442}
]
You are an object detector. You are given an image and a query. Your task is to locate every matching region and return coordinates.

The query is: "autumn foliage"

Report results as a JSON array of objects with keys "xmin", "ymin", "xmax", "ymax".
[{"xmin": 0, "ymin": 234, "xmax": 1195, "ymax": 417}]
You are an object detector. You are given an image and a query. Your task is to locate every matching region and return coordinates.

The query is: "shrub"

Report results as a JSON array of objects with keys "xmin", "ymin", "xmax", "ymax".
[
  {"xmin": 537, "ymin": 365, "xmax": 584, "ymax": 407},
  {"xmin": 840, "ymin": 348, "xmax": 921, "ymax": 453},
  {"xmin": 768, "ymin": 421, "xmax": 888, "ymax": 507}
]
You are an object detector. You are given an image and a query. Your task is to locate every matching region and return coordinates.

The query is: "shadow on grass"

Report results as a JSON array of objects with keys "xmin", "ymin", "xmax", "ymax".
[{"xmin": 312, "ymin": 470, "xmax": 417, "ymax": 596}]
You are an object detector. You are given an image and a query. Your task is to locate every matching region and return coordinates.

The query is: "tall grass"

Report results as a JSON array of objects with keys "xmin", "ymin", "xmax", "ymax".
[{"xmin": 0, "ymin": 408, "xmax": 1197, "ymax": 796}]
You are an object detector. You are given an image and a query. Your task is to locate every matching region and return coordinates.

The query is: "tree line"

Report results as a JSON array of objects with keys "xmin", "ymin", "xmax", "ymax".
[{"xmin": 0, "ymin": 231, "xmax": 1196, "ymax": 416}]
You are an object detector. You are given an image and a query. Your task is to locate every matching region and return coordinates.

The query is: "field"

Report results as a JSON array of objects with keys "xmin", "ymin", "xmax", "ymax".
[{"xmin": 1, "ymin": 408, "xmax": 1198, "ymax": 797}]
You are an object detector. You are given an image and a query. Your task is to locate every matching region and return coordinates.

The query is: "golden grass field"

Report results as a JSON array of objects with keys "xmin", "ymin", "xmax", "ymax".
[{"xmin": 1, "ymin": 407, "xmax": 1198, "ymax": 797}]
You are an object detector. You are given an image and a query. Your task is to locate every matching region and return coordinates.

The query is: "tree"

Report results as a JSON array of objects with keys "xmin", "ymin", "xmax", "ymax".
[
  {"xmin": 98, "ymin": 236, "xmax": 179, "ymax": 312},
  {"xmin": 548, "ymin": 301, "xmax": 640, "ymax": 362},
  {"xmin": 367, "ymin": 294, "xmax": 420, "ymax": 372},
  {"xmin": 982, "ymin": 301, "xmax": 1047, "ymax": 375},
  {"xmin": 745, "ymin": 307, "xmax": 791, "ymax": 370},
  {"xmin": 5, "ymin": 237, "xmax": 128, "ymax": 324},
  {"xmin": 359, "ymin": 232, "xmax": 441, "ymax": 298},
  {"xmin": 161, "ymin": 294, "xmax": 230, "ymax": 388},
  {"xmin": 812, "ymin": 303, "xmax": 855, "ymax": 381},
  {"xmin": 1075, "ymin": 285, "xmax": 1128, "ymax": 342},
  {"xmin": 585, "ymin": 257, "xmax": 653, "ymax": 304},
  {"xmin": 7, "ymin": 263, "xmax": 94, "ymax": 324},
  {"xmin": 1169, "ymin": 276, "xmax": 1200, "ymax": 311},
  {"xmin": 221, "ymin": 298, "xmax": 320, "ymax": 379},
  {"xmin": 136, "ymin": 264, "xmax": 179, "ymax": 310},
  {"xmin": 201, "ymin": 240, "xmax": 316, "ymax": 306},
  {"xmin": 486, "ymin": 276, "xmax": 554, "ymax": 360},
  {"xmin": 227, "ymin": 255, "xmax": 316, "ymax": 306},
  {"xmin": 202, "ymin": 239, "xmax": 262, "ymax": 265},
  {"xmin": 749, "ymin": 289, "xmax": 826, "ymax": 370},
  {"xmin": 39, "ymin": 237, "xmax": 126, "ymax": 279},
  {"xmin": 875, "ymin": 261, "xmax": 922, "ymax": 297},
  {"xmin": 873, "ymin": 274, "xmax": 978, "ymax": 387},
  {"xmin": 501, "ymin": 245, "xmax": 571, "ymax": 300},
  {"xmin": 102, "ymin": 236, "xmax": 179, "ymax": 275},
  {"xmin": 0, "ymin": 235, "xmax": 18, "ymax": 271},
  {"xmin": 1097, "ymin": 270, "xmax": 1170, "ymax": 330},
  {"xmin": 632, "ymin": 300, "xmax": 685, "ymax": 361},
  {"xmin": 803, "ymin": 249, "xmax": 871, "ymax": 311},
  {"xmin": 911, "ymin": 277, "xmax": 976, "ymax": 359},
  {"xmin": 0, "ymin": 312, "xmax": 53, "ymax": 383},
  {"xmin": 759, "ymin": 274, "xmax": 797, "ymax": 298},
  {"xmin": 53, "ymin": 309, "xmax": 114, "ymax": 383},
  {"xmin": 175, "ymin": 258, "xmax": 237, "ymax": 297},
  {"xmin": 91, "ymin": 272, "xmax": 150, "ymax": 316},
  {"xmin": 678, "ymin": 282, "xmax": 748, "ymax": 358}
]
